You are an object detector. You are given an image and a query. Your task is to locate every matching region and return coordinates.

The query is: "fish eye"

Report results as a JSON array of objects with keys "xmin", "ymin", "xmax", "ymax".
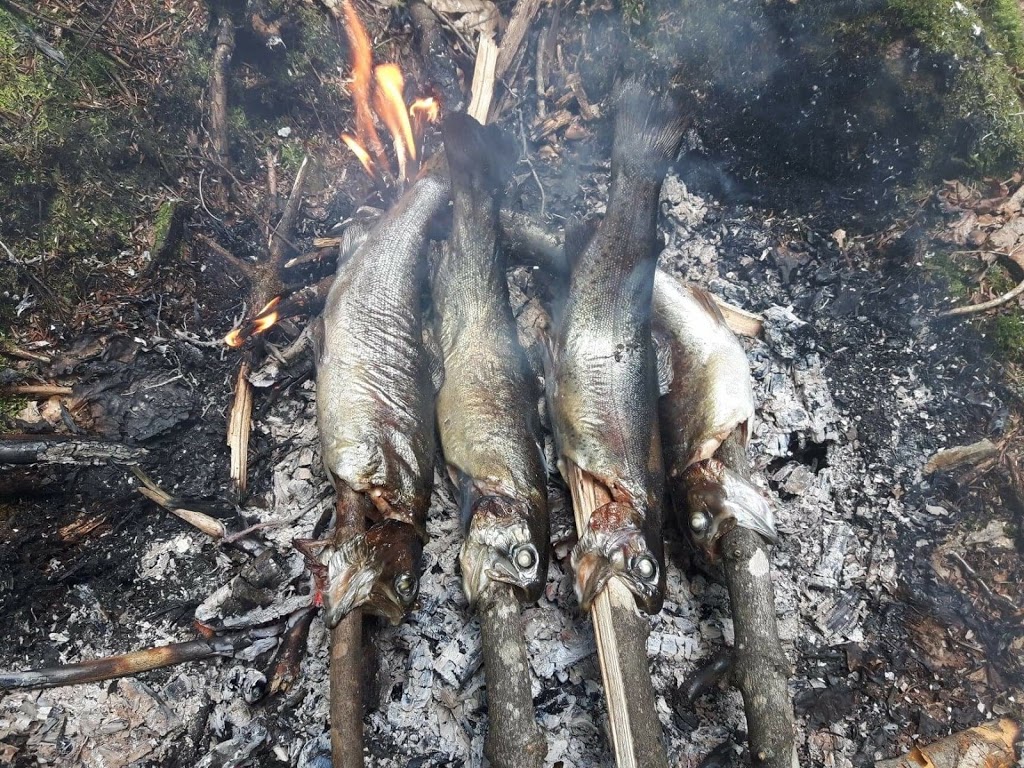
[
  {"xmin": 394, "ymin": 572, "xmax": 417, "ymax": 599},
  {"xmin": 632, "ymin": 554, "xmax": 657, "ymax": 581},
  {"xmin": 689, "ymin": 511, "xmax": 710, "ymax": 536},
  {"xmin": 513, "ymin": 545, "xmax": 537, "ymax": 571}
]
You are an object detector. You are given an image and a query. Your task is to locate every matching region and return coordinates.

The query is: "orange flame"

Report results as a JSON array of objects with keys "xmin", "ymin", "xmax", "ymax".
[
  {"xmin": 342, "ymin": 134, "xmax": 374, "ymax": 177},
  {"xmin": 339, "ymin": 0, "xmax": 387, "ymax": 172},
  {"xmin": 374, "ymin": 64, "xmax": 418, "ymax": 182},
  {"xmin": 224, "ymin": 297, "xmax": 282, "ymax": 347},
  {"xmin": 254, "ymin": 312, "xmax": 280, "ymax": 333},
  {"xmin": 410, "ymin": 97, "xmax": 439, "ymax": 152}
]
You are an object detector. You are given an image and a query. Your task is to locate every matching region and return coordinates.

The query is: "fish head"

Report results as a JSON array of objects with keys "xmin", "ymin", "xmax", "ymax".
[
  {"xmin": 684, "ymin": 459, "xmax": 779, "ymax": 557},
  {"xmin": 364, "ymin": 520, "xmax": 423, "ymax": 625},
  {"xmin": 571, "ymin": 502, "xmax": 664, "ymax": 614},
  {"xmin": 323, "ymin": 533, "xmax": 379, "ymax": 628},
  {"xmin": 460, "ymin": 495, "xmax": 545, "ymax": 606},
  {"xmin": 323, "ymin": 520, "xmax": 423, "ymax": 627}
]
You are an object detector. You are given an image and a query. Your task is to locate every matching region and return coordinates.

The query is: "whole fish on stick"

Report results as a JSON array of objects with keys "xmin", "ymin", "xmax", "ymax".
[
  {"xmin": 431, "ymin": 112, "xmax": 549, "ymax": 767},
  {"xmin": 548, "ymin": 80, "xmax": 688, "ymax": 614}
]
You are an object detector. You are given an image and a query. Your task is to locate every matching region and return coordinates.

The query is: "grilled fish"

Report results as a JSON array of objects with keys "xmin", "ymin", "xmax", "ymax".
[
  {"xmin": 549, "ymin": 81, "xmax": 687, "ymax": 613},
  {"xmin": 654, "ymin": 275, "xmax": 777, "ymax": 553},
  {"xmin": 433, "ymin": 113, "xmax": 549, "ymax": 606},
  {"xmin": 314, "ymin": 163, "xmax": 449, "ymax": 626}
]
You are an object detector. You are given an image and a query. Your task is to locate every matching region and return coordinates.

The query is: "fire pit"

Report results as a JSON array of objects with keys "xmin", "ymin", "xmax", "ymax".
[{"xmin": 1, "ymin": 1, "xmax": 1022, "ymax": 767}]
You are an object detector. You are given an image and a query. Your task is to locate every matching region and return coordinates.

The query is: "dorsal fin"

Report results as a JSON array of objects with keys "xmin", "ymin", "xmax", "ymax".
[{"xmin": 688, "ymin": 285, "xmax": 729, "ymax": 327}]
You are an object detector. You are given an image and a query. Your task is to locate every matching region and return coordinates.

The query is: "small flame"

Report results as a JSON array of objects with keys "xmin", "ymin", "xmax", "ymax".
[
  {"xmin": 225, "ymin": 328, "xmax": 244, "ymax": 348},
  {"xmin": 254, "ymin": 312, "xmax": 280, "ymax": 333},
  {"xmin": 337, "ymin": 3, "xmax": 440, "ymax": 184},
  {"xmin": 224, "ymin": 297, "xmax": 281, "ymax": 347},
  {"xmin": 410, "ymin": 97, "xmax": 439, "ymax": 152},
  {"xmin": 342, "ymin": 134, "xmax": 375, "ymax": 177}
]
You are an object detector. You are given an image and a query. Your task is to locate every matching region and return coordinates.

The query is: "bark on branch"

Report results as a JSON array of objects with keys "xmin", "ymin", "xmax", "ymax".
[
  {"xmin": 715, "ymin": 435, "xmax": 798, "ymax": 768},
  {"xmin": 477, "ymin": 585, "xmax": 546, "ymax": 768}
]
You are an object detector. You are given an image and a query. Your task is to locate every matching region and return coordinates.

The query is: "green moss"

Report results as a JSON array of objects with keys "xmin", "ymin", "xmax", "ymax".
[
  {"xmin": 991, "ymin": 312, "xmax": 1024, "ymax": 365},
  {"xmin": 979, "ymin": 0, "xmax": 1024, "ymax": 68},
  {"xmin": 889, "ymin": 0, "xmax": 1024, "ymax": 175}
]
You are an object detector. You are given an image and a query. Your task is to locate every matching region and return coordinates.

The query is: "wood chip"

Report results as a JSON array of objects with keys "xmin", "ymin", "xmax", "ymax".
[
  {"xmin": 875, "ymin": 718, "xmax": 1019, "ymax": 768},
  {"xmin": 467, "ymin": 33, "xmax": 497, "ymax": 123},
  {"xmin": 923, "ymin": 439, "xmax": 999, "ymax": 475}
]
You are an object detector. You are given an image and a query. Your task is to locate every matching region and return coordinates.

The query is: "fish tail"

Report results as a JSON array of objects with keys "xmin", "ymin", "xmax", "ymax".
[
  {"xmin": 441, "ymin": 112, "xmax": 518, "ymax": 197},
  {"xmin": 611, "ymin": 79, "xmax": 689, "ymax": 180}
]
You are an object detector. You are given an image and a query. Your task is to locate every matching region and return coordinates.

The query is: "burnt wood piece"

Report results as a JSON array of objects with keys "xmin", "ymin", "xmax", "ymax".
[
  {"xmin": 209, "ymin": 13, "xmax": 235, "ymax": 201},
  {"xmin": 0, "ymin": 625, "xmax": 279, "ymax": 691},
  {"xmin": 267, "ymin": 606, "xmax": 316, "ymax": 695},
  {"xmin": 0, "ymin": 435, "xmax": 146, "ymax": 465},
  {"xmin": 715, "ymin": 434, "xmax": 798, "ymax": 768},
  {"xmin": 407, "ymin": 0, "xmax": 464, "ymax": 111}
]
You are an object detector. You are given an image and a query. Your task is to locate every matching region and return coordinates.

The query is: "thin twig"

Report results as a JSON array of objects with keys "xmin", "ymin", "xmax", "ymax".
[
  {"xmin": 938, "ymin": 276, "xmax": 1024, "ymax": 317},
  {"xmin": 517, "ymin": 112, "xmax": 546, "ymax": 218}
]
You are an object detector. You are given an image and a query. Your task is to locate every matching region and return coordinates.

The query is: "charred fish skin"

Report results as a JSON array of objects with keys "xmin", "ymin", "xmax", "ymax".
[
  {"xmin": 316, "ymin": 168, "xmax": 450, "ymax": 535},
  {"xmin": 653, "ymin": 277, "xmax": 778, "ymax": 554},
  {"xmin": 551, "ymin": 80, "xmax": 687, "ymax": 613},
  {"xmin": 322, "ymin": 519, "xmax": 423, "ymax": 627},
  {"xmin": 432, "ymin": 113, "xmax": 550, "ymax": 606}
]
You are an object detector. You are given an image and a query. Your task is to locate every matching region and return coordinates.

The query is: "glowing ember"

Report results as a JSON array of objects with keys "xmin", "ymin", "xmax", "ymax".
[{"xmin": 342, "ymin": 134, "xmax": 375, "ymax": 178}]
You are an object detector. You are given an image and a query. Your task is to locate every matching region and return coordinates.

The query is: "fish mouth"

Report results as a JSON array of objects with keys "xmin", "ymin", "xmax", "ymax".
[
  {"xmin": 571, "ymin": 510, "xmax": 663, "ymax": 614},
  {"xmin": 460, "ymin": 538, "xmax": 542, "ymax": 607},
  {"xmin": 323, "ymin": 535, "xmax": 380, "ymax": 627},
  {"xmin": 685, "ymin": 460, "xmax": 779, "ymax": 556}
]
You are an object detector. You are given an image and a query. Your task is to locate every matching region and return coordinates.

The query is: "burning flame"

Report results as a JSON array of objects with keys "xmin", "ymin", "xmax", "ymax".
[
  {"xmin": 339, "ymin": 0, "xmax": 386, "ymax": 171},
  {"xmin": 374, "ymin": 64, "xmax": 417, "ymax": 181},
  {"xmin": 337, "ymin": 3, "xmax": 440, "ymax": 184},
  {"xmin": 224, "ymin": 297, "xmax": 282, "ymax": 347},
  {"xmin": 342, "ymin": 133, "xmax": 375, "ymax": 177},
  {"xmin": 410, "ymin": 97, "xmax": 440, "ymax": 155}
]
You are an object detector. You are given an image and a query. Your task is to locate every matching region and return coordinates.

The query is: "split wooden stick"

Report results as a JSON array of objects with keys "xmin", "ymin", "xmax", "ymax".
[
  {"xmin": 565, "ymin": 461, "xmax": 668, "ymax": 768},
  {"xmin": 467, "ymin": 34, "xmax": 498, "ymax": 126},
  {"xmin": 714, "ymin": 435, "xmax": 797, "ymax": 768},
  {"xmin": 228, "ymin": 360, "xmax": 253, "ymax": 494}
]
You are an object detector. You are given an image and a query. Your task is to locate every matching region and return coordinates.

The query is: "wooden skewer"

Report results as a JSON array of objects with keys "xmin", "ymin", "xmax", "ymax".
[{"xmin": 565, "ymin": 461, "xmax": 668, "ymax": 768}]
